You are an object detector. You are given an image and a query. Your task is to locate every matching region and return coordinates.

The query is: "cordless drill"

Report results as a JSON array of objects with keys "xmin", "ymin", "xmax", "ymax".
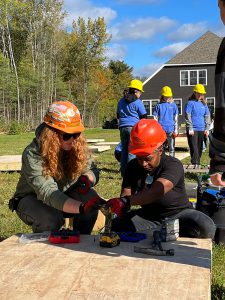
[{"xmin": 99, "ymin": 204, "xmax": 120, "ymax": 248}]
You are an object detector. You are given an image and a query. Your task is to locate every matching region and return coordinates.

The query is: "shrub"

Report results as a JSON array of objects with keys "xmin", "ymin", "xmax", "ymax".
[{"xmin": 8, "ymin": 121, "xmax": 28, "ymax": 135}]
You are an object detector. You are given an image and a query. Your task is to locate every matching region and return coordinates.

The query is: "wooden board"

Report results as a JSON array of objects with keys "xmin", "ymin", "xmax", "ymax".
[
  {"xmin": 86, "ymin": 139, "xmax": 105, "ymax": 143},
  {"xmin": 0, "ymin": 235, "xmax": 211, "ymax": 300},
  {"xmin": 183, "ymin": 165, "xmax": 209, "ymax": 173},
  {"xmin": 0, "ymin": 155, "xmax": 22, "ymax": 171},
  {"xmin": 89, "ymin": 145, "xmax": 111, "ymax": 153}
]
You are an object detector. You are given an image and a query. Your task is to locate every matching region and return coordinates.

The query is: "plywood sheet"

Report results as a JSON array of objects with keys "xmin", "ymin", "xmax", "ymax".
[{"xmin": 0, "ymin": 235, "xmax": 211, "ymax": 300}]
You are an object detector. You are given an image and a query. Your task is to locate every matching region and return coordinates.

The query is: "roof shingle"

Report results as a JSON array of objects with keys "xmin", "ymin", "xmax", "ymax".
[{"xmin": 166, "ymin": 31, "xmax": 222, "ymax": 65}]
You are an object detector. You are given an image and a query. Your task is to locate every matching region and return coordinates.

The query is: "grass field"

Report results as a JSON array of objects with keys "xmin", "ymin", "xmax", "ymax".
[{"xmin": 0, "ymin": 130, "xmax": 225, "ymax": 299}]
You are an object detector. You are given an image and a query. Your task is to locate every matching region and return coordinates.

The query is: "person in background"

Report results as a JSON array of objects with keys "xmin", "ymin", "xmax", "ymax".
[
  {"xmin": 185, "ymin": 84, "xmax": 211, "ymax": 168},
  {"xmin": 10, "ymin": 101, "xmax": 104, "ymax": 234},
  {"xmin": 117, "ymin": 79, "xmax": 147, "ymax": 177},
  {"xmin": 105, "ymin": 119, "xmax": 216, "ymax": 239},
  {"xmin": 153, "ymin": 86, "xmax": 178, "ymax": 157},
  {"xmin": 209, "ymin": 0, "xmax": 225, "ymax": 186}
]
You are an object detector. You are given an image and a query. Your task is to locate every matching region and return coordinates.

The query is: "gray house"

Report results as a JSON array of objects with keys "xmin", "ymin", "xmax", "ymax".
[{"xmin": 142, "ymin": 31, "xmax": 222, "ymax": 129}]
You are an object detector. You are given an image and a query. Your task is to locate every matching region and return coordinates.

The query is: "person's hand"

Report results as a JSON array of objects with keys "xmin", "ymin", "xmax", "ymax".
[
  {"xmin": 79, "ymin": 196, "xmax": 106, "ymax": 214},
  {"xmin": 76, "ymin": 175, "xmax": 92, "ymax": 194},
  {"xmin": 204, "ymin": 130, "xmax": 209, "ymax": 137},
  {"xmin": 106, "ymin": 196, "xmax": 130, "ymax": 218},
  {"xmin": 189, "ymin": 130, "xmax": 194, "ymax": 136},
  {"xmin": 210, "ymin": 173, "xmax": 225, "ymax": 186},
  {"xmin": 173, "ymin": 132, "xmax": 178, "ymax": 138}
]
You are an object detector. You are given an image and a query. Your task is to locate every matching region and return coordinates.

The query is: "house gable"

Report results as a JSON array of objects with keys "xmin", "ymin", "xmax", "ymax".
[{"xmin": 142, "ymin": 31, "xmax": 222, "ymax": 127}]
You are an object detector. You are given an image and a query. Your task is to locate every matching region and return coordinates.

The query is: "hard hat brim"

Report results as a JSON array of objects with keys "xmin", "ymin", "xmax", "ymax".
[{"xmin": 44, "ymin": 121, "xmax": 85, "ymax": 134}]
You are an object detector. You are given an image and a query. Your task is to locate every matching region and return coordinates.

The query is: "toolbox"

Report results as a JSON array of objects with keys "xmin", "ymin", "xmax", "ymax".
[{"xmin": 49, "ymin": 229, "xmax": 80, "ymax": 244}]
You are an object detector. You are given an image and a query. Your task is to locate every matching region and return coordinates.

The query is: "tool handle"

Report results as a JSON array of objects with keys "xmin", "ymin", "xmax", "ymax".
[{"xmin": 134, "ymin": 246, "xmax": 174, "ymax": 256}]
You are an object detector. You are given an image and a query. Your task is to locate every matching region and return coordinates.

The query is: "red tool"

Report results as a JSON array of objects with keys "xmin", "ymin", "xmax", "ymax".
[{"xmin": 49, "ymin": 229, "xmax": 80, "ymax": 244}]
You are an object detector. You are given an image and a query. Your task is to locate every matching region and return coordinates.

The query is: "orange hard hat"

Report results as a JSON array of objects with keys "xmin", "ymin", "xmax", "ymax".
[
  {"xmin": 44, "ymin": 101, "xmax": 85, "ymax": 134},
  {"xmin": 129, "ymin": 119, "xmax": 167, "ymax": 156}
]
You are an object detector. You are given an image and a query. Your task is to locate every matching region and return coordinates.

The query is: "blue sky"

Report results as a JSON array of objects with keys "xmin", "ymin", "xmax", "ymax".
[{"xmin": 63, "ymin": 0, "xmax": 225, "ymax": 78}]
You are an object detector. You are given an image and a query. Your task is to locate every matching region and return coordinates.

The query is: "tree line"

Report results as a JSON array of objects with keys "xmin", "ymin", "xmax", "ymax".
[{"xmin": 0, "ymin": 0, "xmax": 137, "ymax": 132}]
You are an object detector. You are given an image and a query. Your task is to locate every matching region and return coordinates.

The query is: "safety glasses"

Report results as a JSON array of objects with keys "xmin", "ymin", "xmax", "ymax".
[{"xmin": 61, "ymin": 132, "xmax": 81, "ymax": 141}]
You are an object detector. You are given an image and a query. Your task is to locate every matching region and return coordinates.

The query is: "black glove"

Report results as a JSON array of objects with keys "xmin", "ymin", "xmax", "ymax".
[{"xmin": 79, "ymin": 196, "xmax": 106, "ymax": 214}]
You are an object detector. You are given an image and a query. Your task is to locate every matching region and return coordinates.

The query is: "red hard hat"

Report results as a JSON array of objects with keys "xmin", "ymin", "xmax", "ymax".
[{"xmin": 129, "ymin": 119, "xmax": 167, "ymax": 156}]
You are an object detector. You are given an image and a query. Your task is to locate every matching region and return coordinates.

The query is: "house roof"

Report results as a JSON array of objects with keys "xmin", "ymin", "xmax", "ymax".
[
  {"xmin": 143, "ymin": 31, "xmax": 222, "ymax": 85},
  {"xmin": 166, "ymin": 31, "xmax": 222, "ymax": 65}
]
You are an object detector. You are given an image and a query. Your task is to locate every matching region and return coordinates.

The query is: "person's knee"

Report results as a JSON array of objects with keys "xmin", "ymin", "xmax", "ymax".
[
  {"xmin": 177, "ymin": 209, "xmax": 216, "ymax": 239},
  {"xmin": 73, "ymin": 210, "xmax": 98, "ymax": 234},
  {"xmin": 32, "ymin": 211, "xmax": 64, "ymax": 233}
]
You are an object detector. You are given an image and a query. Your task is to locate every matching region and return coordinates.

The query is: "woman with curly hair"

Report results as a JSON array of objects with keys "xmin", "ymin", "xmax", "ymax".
[{"xmin": 12, "ymin": 101, "xmax": 104, "ymax": 233}]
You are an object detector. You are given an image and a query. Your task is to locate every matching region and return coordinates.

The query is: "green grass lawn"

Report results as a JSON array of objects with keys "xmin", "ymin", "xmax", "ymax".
[{"xmin": 0, "ymin": 130, "xmax": 224, "ymax": 299}]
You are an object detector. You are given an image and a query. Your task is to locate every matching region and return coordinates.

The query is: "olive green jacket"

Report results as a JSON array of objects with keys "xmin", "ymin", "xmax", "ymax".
[{"xmin": 15, "ymin": 124, "xmax": 99, "ymax": 211}]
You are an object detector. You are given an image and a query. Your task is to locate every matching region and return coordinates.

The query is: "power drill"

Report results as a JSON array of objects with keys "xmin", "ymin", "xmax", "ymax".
[{"xmin": 99, "ymin": 204, "xmax": 120, "ymax": 248}]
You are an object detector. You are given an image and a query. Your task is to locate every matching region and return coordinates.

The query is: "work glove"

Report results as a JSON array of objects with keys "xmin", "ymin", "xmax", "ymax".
[
  {"xmin": 106, "ymin": 196, "xmax": 131, "ymax": 218},
  {"xmin": 79, "ymin": 196, "xmax": 106, "ymax": 214},
  {"xmin": 76, "ymin": 175, "xmax": 92, "ymax": 194}
]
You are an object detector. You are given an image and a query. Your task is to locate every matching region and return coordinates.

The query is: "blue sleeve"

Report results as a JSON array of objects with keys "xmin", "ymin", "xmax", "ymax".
[
  {"xmin": 205, "ymin": 105, "xmax": 210, "ymax": 115},
  {"xmin": 117, "ymin": 99, "xmax": 121, "ymax": 114},
  {"xmin": 185, "ymin": 102, "xmax": 192, "ymax": 114},
  {"xmin": 136, "ymin": 100, "xmax": 147, "ymax": 116},
  {"xmin": 174, "ymin": 103, "xmax": 178, "ymax": 115},
  {"xmin": 153, "ymin": 104, "xmax": 159, "ymax": 116}
]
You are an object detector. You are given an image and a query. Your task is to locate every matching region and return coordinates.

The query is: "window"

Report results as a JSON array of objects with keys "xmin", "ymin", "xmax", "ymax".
[
  {"xmin": 173, "ymin": 99, "xmax": 182, "ymax": 115},
  {"xmin": 180, "ymin": 69, "xmax": 207, "ymax": 86},
  {"xmin": 206, "ymin": 97, "xmax": 215, "ymax": 118},
  {"xmin": 142, "ymin": 99, "xmax": 159, "ymax": 116}
]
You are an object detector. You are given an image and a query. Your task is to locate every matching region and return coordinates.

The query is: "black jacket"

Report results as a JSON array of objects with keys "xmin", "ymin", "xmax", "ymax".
[{"xmin": 209, "ymin": 37, "xmax": 225, "ymax": 174}]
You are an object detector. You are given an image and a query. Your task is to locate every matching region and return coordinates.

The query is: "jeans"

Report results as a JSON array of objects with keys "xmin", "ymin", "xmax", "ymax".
[
  {"xmin": 120, "ymin": 126, "xmax": 136, "ymax": 176},
  {"xmin": 111, "ymin": 208, "xmax": 216, "ymax": 239},
  {"xmin": 16, "ymin": 187, "xmax": 99, "ymax": 234},
  {"xmin": 166, "ymin": 132, "xmax": 175, "ymax": 156}
]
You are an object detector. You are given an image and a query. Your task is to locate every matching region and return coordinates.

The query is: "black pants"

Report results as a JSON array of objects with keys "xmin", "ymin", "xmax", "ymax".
[
  {"xmin": 186, "ymin": 130, "xmax": 204, "ymax": 165},
  {"xmin": 111, "ymin": 208, "xmax": 216, "ymax": 239},
  {"xmin": 16, "ymin": 188, "xmax": 98, "ymax": 234}
]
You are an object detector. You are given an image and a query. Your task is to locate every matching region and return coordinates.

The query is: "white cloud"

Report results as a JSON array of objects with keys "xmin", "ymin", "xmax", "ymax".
[
  {"xmin": 213, "ymin": 25, "xmax": 225, "ymax": 37},
  {"xmin": 154, "ymin": 42, "xmax": 190, "ymax": 58},
  {"xmin": 110, "ymin": 17, "xmax": 177, "ymax": 41},
  {"xmin": 105, "ymin": 43, "xmax": 127, "ymax": 62},
  {"xmin": 133, "ymin": 63, "xmax": 163, "ymax": 78},
  {"xmin": 168, "ymin": 22, "xmax": 207, "ymax": 42},
  {"xmin": 63, "ymin": 0, "xmax": 117, "ymax": 26}
]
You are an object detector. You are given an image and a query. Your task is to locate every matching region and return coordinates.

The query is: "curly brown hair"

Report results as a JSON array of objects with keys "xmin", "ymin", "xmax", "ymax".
[{"xmin": 40, "ymin": 126, "xmax": 89, "ymax": 181}]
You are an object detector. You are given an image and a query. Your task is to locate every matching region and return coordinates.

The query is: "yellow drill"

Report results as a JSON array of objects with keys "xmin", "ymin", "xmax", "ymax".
[{"xmin": 99, "ymin": 204, "xmax": 120, "ymax": 247}]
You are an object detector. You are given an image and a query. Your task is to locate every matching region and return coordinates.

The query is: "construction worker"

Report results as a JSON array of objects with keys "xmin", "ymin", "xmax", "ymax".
[
  {"xmin": 9, "ymin": 101, "xmax": 104, "ymax": 233},
  {"xmin": 209, "ymin": 0, "xmax": 225, "ymax": 186},
  {"xmin": 153, "ymin": 86, "xmax": 178, "ymax": 157},
  {"xmin": 185, "ymin": 84, "xmax": 211, "ymax": 168},
  {"xmin": 106, "ymin": 119, "xmax": 216, "ymax": 238},
  {"xmin": 117, "ymin": 79, "xmax": 147, "ymax": 177}
]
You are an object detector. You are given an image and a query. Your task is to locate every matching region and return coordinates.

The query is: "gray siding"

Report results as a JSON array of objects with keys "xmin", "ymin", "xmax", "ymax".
[{"xmin": 142, "ymin": 64, "xmax": 215, "ymax": 125}]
